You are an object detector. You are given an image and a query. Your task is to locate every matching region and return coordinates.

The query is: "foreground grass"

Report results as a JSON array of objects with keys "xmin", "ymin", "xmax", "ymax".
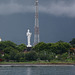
[{"xmin": 0, "ymin": 60, "xmax": 75, "ymax": 65}]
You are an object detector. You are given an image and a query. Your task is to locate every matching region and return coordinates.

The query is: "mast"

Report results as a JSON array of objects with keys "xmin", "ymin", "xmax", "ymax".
[{"xmin": 34, "ymin": 0, "xmax": 40, "ymax": 46}]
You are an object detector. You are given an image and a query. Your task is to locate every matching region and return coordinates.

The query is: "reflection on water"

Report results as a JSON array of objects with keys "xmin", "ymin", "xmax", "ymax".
[
  {"xmin": 0, "ymin": 66, "xmax": 75, "ymax": 75},
  {"xmin": 27, "ymin": 67, "xmax": 31, "ymax": 75}
]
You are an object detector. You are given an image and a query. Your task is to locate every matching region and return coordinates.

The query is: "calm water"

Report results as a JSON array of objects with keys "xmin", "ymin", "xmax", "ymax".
[{"xmin": 0, "ymin": 66, "xmax": 75, "ymax": 75}]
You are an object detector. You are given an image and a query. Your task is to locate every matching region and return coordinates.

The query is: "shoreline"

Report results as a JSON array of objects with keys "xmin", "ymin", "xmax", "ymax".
[
  {"xmin": 0, "ymin": 65, "xmax": 74, "ymax": 67},
  {"xmin": 0, "ymin": 63, "xmax": 75, "ymax": 66}
]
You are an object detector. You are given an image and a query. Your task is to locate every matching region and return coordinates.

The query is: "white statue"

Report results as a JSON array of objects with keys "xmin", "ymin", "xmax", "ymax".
[{"xmin": 26, "ymin": 29, "xmax": 32, "ymax": 47}]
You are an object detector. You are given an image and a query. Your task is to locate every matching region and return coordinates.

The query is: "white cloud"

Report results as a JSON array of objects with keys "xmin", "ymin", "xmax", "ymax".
[{"xmin": 0, "ymin": 0, "xmax": 75, "ymax": 17}]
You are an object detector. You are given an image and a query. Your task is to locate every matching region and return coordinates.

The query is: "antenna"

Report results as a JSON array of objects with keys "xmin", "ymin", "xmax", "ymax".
[{"xmin": 34, "ymin": 0, "xmax": 40, "ymax": 46}]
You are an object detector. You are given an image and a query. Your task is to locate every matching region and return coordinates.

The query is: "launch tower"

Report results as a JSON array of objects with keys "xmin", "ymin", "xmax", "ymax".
[{"xmin": 34, "ymin": 0, "xmax": 40, "ymax": 46}]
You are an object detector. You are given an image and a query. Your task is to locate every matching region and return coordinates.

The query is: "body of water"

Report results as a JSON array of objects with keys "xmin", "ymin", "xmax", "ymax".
[{"xmin": 0, "ymin": 65, "xmax": 75, "ymax": 75}]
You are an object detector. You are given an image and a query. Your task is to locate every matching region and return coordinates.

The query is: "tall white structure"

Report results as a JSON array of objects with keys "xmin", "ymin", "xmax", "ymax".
[{"xmin": 26, "ymin": 29, "xmax": 32, "ymax": 47}]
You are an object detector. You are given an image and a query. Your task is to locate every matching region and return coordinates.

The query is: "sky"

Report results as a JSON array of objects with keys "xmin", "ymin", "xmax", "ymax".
[{"xmin": 0, "ymin": 0, "xmax": 75, "ymax": 45}]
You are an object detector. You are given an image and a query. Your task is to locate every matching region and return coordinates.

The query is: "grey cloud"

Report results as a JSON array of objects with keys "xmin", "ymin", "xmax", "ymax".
[
  {"xmin": 39, "ymin": 0, "xmax": 75, "ymax": 17},
  {"xmin": 0, "ymin": 0, "xmax": 75, "ymax": 17},
  {"xmin": 0, "ymin": 1, "xmax": 34, "ymax": 15}
]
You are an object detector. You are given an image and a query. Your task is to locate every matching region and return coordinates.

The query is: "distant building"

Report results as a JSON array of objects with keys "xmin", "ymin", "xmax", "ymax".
[
  {"xmin": 0, "ymin": 51, "xmax": 4, "ymax": 62},
  {"xmin": 70, "ymin": 48, "xmax": 75, "ymax": 55},
  {"xmin": 0, "ymin": 51, "xmax": 4, "ymax": 56},
  {"xmin": 0, "ymin": 38, "xmax": 2, "ymax": 42}
]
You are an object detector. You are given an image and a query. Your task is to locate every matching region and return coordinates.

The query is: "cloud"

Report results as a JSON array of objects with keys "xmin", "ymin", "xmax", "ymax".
[
  {"xmin": 0, "ymin": 1, "xmax": 34, "ymax": 15},
  {"xmin": 39, "ymin": 1, "xmax": 75, "ymax": 17},
  {"xmin": 0, "ymin": 0, "xmax": 75, "ymax": 17}
]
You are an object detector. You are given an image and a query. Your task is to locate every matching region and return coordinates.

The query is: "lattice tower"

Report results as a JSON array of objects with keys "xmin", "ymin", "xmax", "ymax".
[{"xmin": 34, "ymin": 0, "xmax": 40, "ymax": 46}]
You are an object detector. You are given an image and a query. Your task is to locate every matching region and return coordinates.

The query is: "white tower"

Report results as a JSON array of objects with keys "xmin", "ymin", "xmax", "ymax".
[{"xmin": 26, "ymin": 29, "xmax": 32, "ymax": 47}]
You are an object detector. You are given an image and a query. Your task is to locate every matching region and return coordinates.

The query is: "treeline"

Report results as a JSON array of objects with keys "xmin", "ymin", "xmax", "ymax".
[
  {"xmin": 0, "ymin": 41, "xmax": 27, "ymax": 62},
  {"xmin": 32, "ymin": 41, "xmax": 74, "ymax": 62},
  {"xmin": 0, "ymin": 38, "xmax": 75, "ymax": 62}
]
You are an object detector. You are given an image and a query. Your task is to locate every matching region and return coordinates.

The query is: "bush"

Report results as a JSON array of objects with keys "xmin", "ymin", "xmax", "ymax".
[{"xmin": 25, "ymin": 51, "xmax": 38, "ymax": 61}]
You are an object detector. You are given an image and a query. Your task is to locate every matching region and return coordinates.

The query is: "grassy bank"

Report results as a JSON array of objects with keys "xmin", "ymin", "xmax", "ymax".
[{"xmin": 0, "ymin": 60, "xmax": 75, "ymax": 65}]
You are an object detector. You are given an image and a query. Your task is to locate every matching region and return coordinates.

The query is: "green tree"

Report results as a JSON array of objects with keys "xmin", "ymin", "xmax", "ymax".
[
  {"xmin": 3, "ymin": 47, "xmax": 14, "ymax": 54},
  {"xmin": 38, "ymin": 51, "xmax": 47, "ymax": 60},
  {"xmin": 15, "ymin": 52, "xmax": 25, "ymax": 62},
  {"xmin": 69, "ymin": 38, "xmax": 75, "ymax": 48},
  {"xmin": 0, "ymin": 53, "xmax": 3, "ymax": 60},
  {"xmin": 3, "ymin": 41, "xmax": 17, "ymax": 49},
  {"xmin": 0, "ymin": 41, "xmax": 6, "ymax": 50},
  {"xmin": 50, "ymin": 42, "xmax": 71, "ymax": 54},
  {"xmin": 57, "ymin": 40, "xmax": 64, "ymax": 43},
  {"xmin": 47, "ymin": 52, "xmax": 56, "ymax": 61},
  {"xmin": 15, "ymin": 52, "xmax": 21, "ymax": 62},
  {"xmin": 61, "ymin": 52, "xmax": 68, "ymax": 61},
  {"xmin": 19, "ymin": 53, "xmax": 25, "ymax": 62},
  {"xmin": 9, "ymin": 49, "xmax": 18, "ymax": 61},
  {"xmin": 56, "ymin": 53, "xmax": 70, "ymax": 61},
  {"xmin": 17, "ymin": 44, "xmax": 27, "ymax": 52},
  {"xmin": 25, "ymin": 51, "xmax": 38, "ymax": 61},
  {"xmin": 38, "ymin": 51, "xmax": 55, "ymax": 61},
  {"xmin": 46, "ymin": 43, "xmax": 55, "ymax": 53},
  {"xmin": 0, "ymin": 41, "xmax": 17, "ymax": 51},
  {"xmin": 33, "ymin": 42, "xmax": 47, "ymax": 52},
  {"xmin": 4, "ymin": 54, "xmax": 10, "ymax": 62}
]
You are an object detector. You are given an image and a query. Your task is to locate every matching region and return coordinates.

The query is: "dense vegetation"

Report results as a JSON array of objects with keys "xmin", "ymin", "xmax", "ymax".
[{"xmin": 0, "ymin": 38, "xmax": 75, "ymax": 63}]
